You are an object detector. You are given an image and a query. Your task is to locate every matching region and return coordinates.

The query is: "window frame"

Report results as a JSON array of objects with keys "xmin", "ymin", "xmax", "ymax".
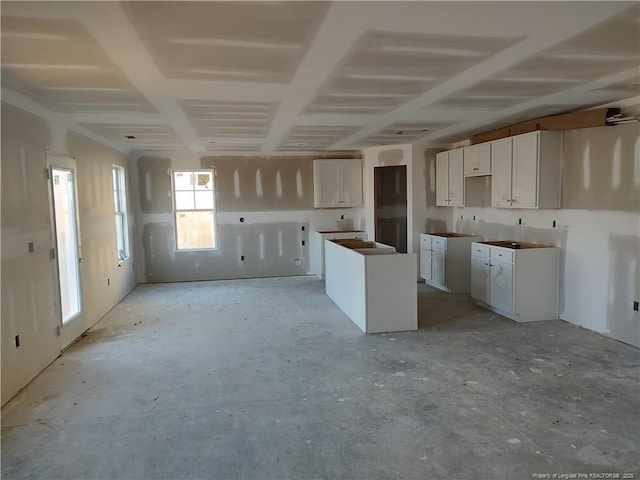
[
  {"xmin": 112, "ymin": 164, "xmax": 130, "ymax": 262},
  {"xmin": 171, "ymin": 168, "xmax": 218, "ymax": 252}
]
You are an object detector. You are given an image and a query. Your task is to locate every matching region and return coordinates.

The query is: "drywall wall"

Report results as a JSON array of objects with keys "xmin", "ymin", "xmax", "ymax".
[
  {"xmin": 420, "ymin": 123, "xmax": 640, "ymax": 347},
  {"xmin": 1, "ymin": 102, "xmax": 137, "ymax": 405},
  {"xmin": 362, "ymin": 143, "xmax": 428, "ymax": 277},
  {"xmin": 133, "ymin": 151, "xmax": 364, "ymax": 283}
]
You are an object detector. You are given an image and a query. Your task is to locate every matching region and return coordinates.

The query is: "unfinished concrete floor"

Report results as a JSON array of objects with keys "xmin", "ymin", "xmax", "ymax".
[{"xmin": 2, "ymin": 277, "xmax": 639, "ymax": 479}]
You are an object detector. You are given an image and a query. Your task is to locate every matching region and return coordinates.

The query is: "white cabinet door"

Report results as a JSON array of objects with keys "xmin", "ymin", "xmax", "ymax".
[
  {"xmin": 464, "ymin": 143, "xmax": 491, "ymax": 176},
  {"xmin": 471, "ymin": 255, "xmax": 490, "ymax": 303},
  {"xmin": 314, "ymin": 160, "xmax": 341, "ymax": 207},
  {"xmin": 435, "ymin": 152, "xmax": 450, "ymax": 206},
  {"xmin": 512, "ymin": 133, "xmax": 538, "ymax": 208},
  {"xmin": 491, "ymin": 137, "xmax": 513, "ymax": 208},
  {"xmin": 431, "ymin": 247, "xmax": 446, "ymax": 287},
  {"xmin": 420, "ymin": 243, "xmax": 432, "ymax": 281},
  {"xmin": 340, "ymin": 159, "xmax": 363, "ymax": 207},
  {"xmin": 448, "ymin": 149, "xmax": 464, "ymax": 206},
  {"xmin": 490, "ymin": 260, "xmax": 513, "ymax": 313},
  {"xmin": 313, "ymin": 159, "xmax": 362, "ymax": 208}
]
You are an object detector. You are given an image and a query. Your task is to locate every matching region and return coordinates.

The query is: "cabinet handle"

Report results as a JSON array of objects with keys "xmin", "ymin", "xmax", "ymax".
[
  {"xmin": 473, "ymin": 167, "xmax": 479, "ymax": 170},
  {"xmin": 484, "ymin": 263, "xmax": 489, "ymax": 266}
]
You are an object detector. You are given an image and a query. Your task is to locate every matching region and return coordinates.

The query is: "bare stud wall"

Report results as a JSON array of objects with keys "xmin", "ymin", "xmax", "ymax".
[
  {"xmin": 422, "ymin": 123, "xmax": 640, "ymax": 346},
  {"xmin": 1, "ymin": 102, "xmax": 137, "ymax": 405}
]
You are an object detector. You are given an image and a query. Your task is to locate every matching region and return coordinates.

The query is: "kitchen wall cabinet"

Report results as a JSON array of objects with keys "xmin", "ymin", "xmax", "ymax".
[
  {"xmin": 463, "ymin": 143, "xmax": 491, "ymax": 176},
  {"xmin": 491, "ymin": 131, "xmax": 562, "ymax": 209},
  {"xmin": 470, "ymin": 241, "xmax": 559, "ymax": 322},
  {"xmin": 313, "ymin": 159, "xmax": 363, "ymax": 208},
  {"xmin": 420, "ymin": 233, "xmax": 481, "ymax": 293},
  {"xmin": 435, "ymin": 149, "xmax": 464, "ymax": 206}
]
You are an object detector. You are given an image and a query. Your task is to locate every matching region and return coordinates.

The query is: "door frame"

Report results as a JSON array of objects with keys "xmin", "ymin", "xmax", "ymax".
[{"xmin": 46, "ymin": 150, "xmax": 85, "ymax": 349}]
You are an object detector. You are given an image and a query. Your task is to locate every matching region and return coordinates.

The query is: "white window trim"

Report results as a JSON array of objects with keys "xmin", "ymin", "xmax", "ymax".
[
  {"xmin": 112, "ymin": 164, "xmax": 130, "ymax": 263},
  {"xmin": 171, "ymin": 168, "xmax": 218, "ymax": 252}
]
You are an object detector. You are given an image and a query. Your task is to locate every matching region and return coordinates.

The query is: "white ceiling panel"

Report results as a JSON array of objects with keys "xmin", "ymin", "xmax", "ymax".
[{"xmin": 0, "ymin": 1, "xmax": 637, "ymax": 153}]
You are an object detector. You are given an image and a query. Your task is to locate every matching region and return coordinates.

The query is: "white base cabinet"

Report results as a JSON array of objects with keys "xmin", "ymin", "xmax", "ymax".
[
  {"xmin": 325, "ymin": 240, "xmax": 417, "ymax": 333},
  {"xmin": 420, "ymin": 233, "xmax": 481, "ymax": 293},
  {"xmin": 310, "ymin": 230, "xmax": 367, "ymax": 279},
  {"xmin": 471, "ymin": 241, "xmax": 559, "ymax": 322}
]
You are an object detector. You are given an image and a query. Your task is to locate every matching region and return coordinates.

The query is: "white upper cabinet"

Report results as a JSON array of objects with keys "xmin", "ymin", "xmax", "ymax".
[
  {"xmin": 463, "ymin": 143, "xmax": 491, "ymax": 176},
  {"xmin": 435, "ymin": 149, "xmax": 464, "ymax": 207},
  {"xmin": 491, "ymin": 131, "xmax": 562, "ymax": 209},
  {"xmin": 491, "ymin": 137, "xmax": 513, "ymax": 208},
  {"xmin": 313, "ymin": 158, "xmax": 363, "ymax": 208}
]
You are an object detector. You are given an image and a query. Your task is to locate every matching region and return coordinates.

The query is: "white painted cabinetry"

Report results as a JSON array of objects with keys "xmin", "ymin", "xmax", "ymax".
[
  {"xmin": 420, "ymin": 233, "xmax": 481, "ymax": 293},
  {"xmin": 435, "ymin": 149, "xmax": 464, "ymax": 206},
  {"xmin": 325, "ymin": 240, "xmax": 417, "ymax": 333},
  {"xmin": 313, "ymin": 158, "xmax": 363, "ymax": 208},
  {"xmin": 310, "ymin": 230, "xmax": 367, "ymax": 279},
  {"xmin": 463, "ymin": 143, "xmax": 491, "ymax": 176},
  {"xmin": 491, "ymin": 131, "xmax": 562, "ymax": 209},
  {"xmin": 470, "ymin": 241, "xmax": 559, "ymax": 322}
]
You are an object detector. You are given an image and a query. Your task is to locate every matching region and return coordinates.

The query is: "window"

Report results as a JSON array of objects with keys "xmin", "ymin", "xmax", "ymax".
[
  {"xmin": 172, "ymin": 170, "xmax": 217, "ymax": 250},
  {"xmin": 112, "ymin": 165, "xmax": 129, "ymax": 261}
]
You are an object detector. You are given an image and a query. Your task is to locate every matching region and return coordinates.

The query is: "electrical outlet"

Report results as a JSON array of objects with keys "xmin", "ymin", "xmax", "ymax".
[
  {"xmin": 301, "ymin": 240, "xmax": 305, "ymax": 246},
  {"xmin": 473, "ymin": 216, "xmax": 476, "ymax": 221},
  {"xmin": 240, "ymin": 255, "xmax": 245, "ymax": 261},
  {"xmin": 633, "ymin": 301, "xmax": 639, "ymax": 312},
  {"xmin": 28, "ymin": 242, "xmax": 35, "ymax": 253},
  {"xmin": 301, "ymin": 225, "xmax": 305, "ymax": 231},
  {"xmin": 460, "ymin": 215, "xmax": 463, "ymax": 220},
  {"xmin": 294, "ymin": 257, "xmax": 302, "ymax": 266},
  {"xmin": 518, "ymin": 218, "xmax": 522, "ymax": 225}
]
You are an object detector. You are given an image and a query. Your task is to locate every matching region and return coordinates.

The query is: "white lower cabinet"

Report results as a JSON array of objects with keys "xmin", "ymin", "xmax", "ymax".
[
  {"xmin": 420, "ymin": 233, "xmax": 481, "ymax": 293},
  {"xmin": 470, "ymin": 241, "xmax": 559, "ymax": 322}
]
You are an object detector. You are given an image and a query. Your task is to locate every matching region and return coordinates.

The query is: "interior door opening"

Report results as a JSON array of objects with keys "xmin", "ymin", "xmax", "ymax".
[
  {"xmin": 374, "ymin": 165, "xmax": 408, "ymax": 253},
  {"xmin": 51, "ymin": 167, "xmax": 82, "ymax": 323}
]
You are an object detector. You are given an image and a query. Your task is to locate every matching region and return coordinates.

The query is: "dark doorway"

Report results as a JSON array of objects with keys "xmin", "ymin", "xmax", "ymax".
[{"xmin": 374, "ymin": 165, "xmax": 407, "ymax": 253}]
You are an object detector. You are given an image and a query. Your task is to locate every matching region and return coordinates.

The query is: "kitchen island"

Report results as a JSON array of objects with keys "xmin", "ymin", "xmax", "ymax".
[{"xmin": 325, "ymin": 239, "xmax": 417, "ymax": 333}]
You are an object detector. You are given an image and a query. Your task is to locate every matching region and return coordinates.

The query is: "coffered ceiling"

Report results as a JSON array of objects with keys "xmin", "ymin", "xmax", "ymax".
[{"xmin": 2, "ymin": 1, "xmax": 639, "ymax": 153}]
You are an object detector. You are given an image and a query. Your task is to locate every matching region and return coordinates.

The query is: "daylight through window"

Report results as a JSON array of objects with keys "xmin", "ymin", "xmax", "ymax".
[
  {"xmin": 112, "ymin": 165, "xmax": 129, "ymax": 261},
  {"xmin": 172, "ymin": 170, "xmax": 216, "ymax": 250}
]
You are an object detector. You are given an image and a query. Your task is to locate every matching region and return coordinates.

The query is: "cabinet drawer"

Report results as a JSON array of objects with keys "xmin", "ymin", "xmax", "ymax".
[
  {"xmin": 432, "ymin": 237, "xmax": 446, "ymax": 249},
  {"xmin": 490, "ymin": 247, "xmax": 514, "ymax": 263},
  {"xmin": 471, "ymin": 243, "xmax": 490, "ymax": 258}
]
